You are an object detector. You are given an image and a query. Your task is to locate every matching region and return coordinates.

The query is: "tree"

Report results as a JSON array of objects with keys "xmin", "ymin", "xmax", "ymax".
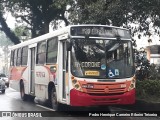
[
  {"xmin": 14, "ymin": 25, "xmax": 31, "ymax": 41},
  {"xmin": 0, "ymin": 0, "xmax": 21, "ymax": 44},
  {"xmin": 4, "ymin": 0, "xmax": 70, "ymax": 38},
  {"xmin": 135, "ymin": 50, "xmax": 150, "ymax": 80},
  {"xmin": 0, "ymin": 0, "xmax": 71, "ymax": 44},
  {"xmin": 0, "ymin": 11, "xmax": 21, "ymax": 44},
  {"xmin": 68, "ymin": 0, "xmax": 160, "ymax": 37},
  {"xmin": 0, "ymin": 32, "xmax": 13, "ymax": 47},
  {"xmin": 1, "ymin": 0, "xmax": 160, "ymax": 45},
  {"xmin": 68, "ymin": 0, "xmax": 132, "ymax": 25}
]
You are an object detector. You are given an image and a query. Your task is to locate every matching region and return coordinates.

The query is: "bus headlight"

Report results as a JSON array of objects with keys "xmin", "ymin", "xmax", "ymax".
[
  {"xmin": 130, "ymin": 84, "xmax": 134, "ymax": 89},
  {"xmin": 72, "ymin": 79, "xmax": 77, "ymax": 84},
  {"xmin": 75, "ymin": 84, "xmax": 80, "ymax": 89},
  {"xmin": 128, "ymin": 78, "xmax": 136, "ymax": 91},
  {"xmin": 71, "ymin": 76, "xmax": 82, "ymax": 91}
]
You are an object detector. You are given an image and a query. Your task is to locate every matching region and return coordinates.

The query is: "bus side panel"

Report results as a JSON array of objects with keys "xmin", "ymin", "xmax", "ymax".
[
  {"xmin": 34, "ymin": 66, "xmax": 50, "ymax": 99},
  {"xmin": 9, "ymin": 66, "xmax": 29, "ymax": 93}
]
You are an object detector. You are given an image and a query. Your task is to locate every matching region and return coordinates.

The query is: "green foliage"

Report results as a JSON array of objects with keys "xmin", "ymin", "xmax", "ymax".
[
  {"xmin": 3, "ymin": 0, "xmax": 70, "ymax": 38},
  {"xmin": 14, "ymin": 26, "xmax": 30, "ymax": 41},
  {"xmin": 68, "ymin": 0, "xmax": 115, "ymax": 25},
  {"xmin": 135, "ymin": 50, "xmax": 151, "ymax": 80},
  {"xmin": 149, "ymin": 64, "xmax": 160, "ymax": 80},
  {"xmin": 1, "ymin": 0, "xmax": 160, "ymax": 44},
  {"xmin": 136, "ymin": 80, "xmax": 160, "ymax": 102},
  {"xmin": 135, "ymin": 48, "xmax": 160, "ymax": 81},
  {"xmin": 69, "ymin": 0, "xmax": 160, "ymax": 37}
]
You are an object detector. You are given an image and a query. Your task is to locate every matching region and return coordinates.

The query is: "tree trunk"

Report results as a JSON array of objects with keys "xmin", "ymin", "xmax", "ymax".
[
  {"xmin": 44, "ymin": 20, "xmax": 49, "ymax": 34},
  {"xmin": 0, "ymin": 11, "xmax": 21, "ymax": 45}
]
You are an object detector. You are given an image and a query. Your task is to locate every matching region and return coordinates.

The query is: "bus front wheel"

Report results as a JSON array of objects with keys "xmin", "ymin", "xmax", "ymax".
[{"xmin": 51, "ymin": 87, "xmax": 60, "ymax": 111}]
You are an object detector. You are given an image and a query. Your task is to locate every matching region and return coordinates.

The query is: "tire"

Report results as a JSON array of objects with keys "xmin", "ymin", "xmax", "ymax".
[
  {"xmin": 100, "ymin": 106, "xmax": 110, "ymax": 112},
  {"xmin": 6, "ymin": 83, "xmax": 9, "ymax": 88},
  {"xmin": 51, "ymin": 87, "xmax": 60, "ymax": 111},
  {"xmin": 20, "ymin": 80, "xmax": 27, "ymax": 101},
  {"xmin": 2, "ymin": 89, "xmax": 5, "ymax": 94}
]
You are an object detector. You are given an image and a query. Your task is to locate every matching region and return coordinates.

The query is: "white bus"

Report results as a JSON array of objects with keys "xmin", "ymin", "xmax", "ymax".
[{"xmin": 9, "ymin": 25, "xmax": 136, "ymax": 110}]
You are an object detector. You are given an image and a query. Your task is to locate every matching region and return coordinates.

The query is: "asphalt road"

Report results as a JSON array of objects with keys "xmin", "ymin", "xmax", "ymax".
[{"xmin": 0, "ymin": 87, "xmax": 159, "ymax": 120}]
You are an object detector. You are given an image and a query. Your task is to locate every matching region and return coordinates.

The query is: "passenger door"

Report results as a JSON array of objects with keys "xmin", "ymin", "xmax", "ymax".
[{"xmin": 29, "ymin": 44, "xmax": 37, "ymax": 95}]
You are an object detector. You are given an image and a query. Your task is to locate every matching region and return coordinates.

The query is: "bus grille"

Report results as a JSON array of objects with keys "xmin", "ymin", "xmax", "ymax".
[
  {"xmin": 86, "ymin": 83, "xmax": 127, "ymax": 95},
  {"xmin": 92, "ymin": 98, "xmax": 120, "ymax": 104}
]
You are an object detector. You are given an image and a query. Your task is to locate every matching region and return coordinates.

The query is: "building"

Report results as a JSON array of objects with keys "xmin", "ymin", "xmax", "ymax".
[{"xmin": 145, "ymin": 45, "xmax": 160, "ymax": 66}]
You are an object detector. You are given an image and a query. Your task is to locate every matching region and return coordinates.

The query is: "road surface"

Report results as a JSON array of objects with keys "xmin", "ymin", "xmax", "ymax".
[{"xmin": 0, "ymin": 87, "xmax": 159, "ymax": 120}]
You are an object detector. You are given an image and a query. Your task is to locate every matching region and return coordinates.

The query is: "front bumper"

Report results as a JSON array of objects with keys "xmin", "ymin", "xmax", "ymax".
[{"xmin": 70, "ymin": 89, "xmax": 135, "ymax": 106}]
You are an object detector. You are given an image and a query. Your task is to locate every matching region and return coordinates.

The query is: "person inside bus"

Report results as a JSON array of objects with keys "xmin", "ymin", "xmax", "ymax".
[{"xmin": 106, "ymin": 44, "xmax": 133, "ymax": 78}]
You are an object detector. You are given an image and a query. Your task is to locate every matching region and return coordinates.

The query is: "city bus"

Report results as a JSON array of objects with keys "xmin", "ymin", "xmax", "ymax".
[{"xmin": 9, "ymin": 24, "xmax": 136, "ymax": 110}]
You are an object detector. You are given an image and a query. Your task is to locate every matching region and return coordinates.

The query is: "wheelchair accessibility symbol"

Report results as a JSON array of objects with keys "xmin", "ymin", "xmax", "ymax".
[
  {"xmin": 108, "ymin": 69, "xmax": 119, "ymax": 78},
  {"xmin": 108, "ymin": 70, "xmax": 115, "ymax": 77}
]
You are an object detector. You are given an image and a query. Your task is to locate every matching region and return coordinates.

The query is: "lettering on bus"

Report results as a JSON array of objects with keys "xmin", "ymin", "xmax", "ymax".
[
  {"xmin": 74, "ymin": 62, "xmax": 100, "ymax": 68},
  {"xmin": 71, "ymin": 26, "xmax": 121, "ymax": 37},
  {"xmin": 71, "ymin": 26, "xmax": 130, "ymax": 38},
  {"xmin": 36, "ymin": 72, "xmax": 45, "ymax": 77},
  {"xmin": 81, "ymin": 27, "xmax": 114, "ymax": 36}
]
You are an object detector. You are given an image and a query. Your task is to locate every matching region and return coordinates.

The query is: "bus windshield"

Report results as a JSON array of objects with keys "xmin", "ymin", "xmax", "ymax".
[{"xmin": 71, "ymin": 38, "xmax": 135, "ymax": 79}]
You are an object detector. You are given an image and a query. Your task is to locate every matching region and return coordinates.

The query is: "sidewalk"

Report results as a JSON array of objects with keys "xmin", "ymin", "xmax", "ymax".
[{"xmin": 113, "ymin": 99, "xmax": 160, "ymax": 112}]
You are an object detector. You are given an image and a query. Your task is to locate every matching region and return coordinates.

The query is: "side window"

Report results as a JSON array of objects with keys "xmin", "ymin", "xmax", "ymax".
[
  {"xmin": 46, "ymin": 37, "xmax": 58, "ymax": 64},
  {"xmin": 17, "ymin": 48, "xmax": 21, "ymax": 66},
  {"xmin": 22, "ymin": 46, "xmax": 28, "ymax": 65},
  {"xmin": 37, "ymin": 41, "xmax": 46, "ymax": 64},
  {"xmin": 158, "ymin": 46, "xmax": 160, "ymax": 54},
  {"xmin": 14, "ymin": 49, "xmax": 17, "ymax": 66},
  {"xmin": 10, "ymin": 50, "xmax": 14, "ymax": 66}
]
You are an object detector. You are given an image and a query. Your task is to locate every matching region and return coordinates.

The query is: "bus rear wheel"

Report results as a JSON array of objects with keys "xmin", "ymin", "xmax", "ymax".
[
  {"xmin": 20, "ymin": 80, "xmax": 27, "ymax": 101},
  {"xmin": 2, "ymin": 89, "xmax": 5, "ymax": 94},
  {"xmin": 51, "ymin": 87, "xmax": 60, "ymax": 111}
]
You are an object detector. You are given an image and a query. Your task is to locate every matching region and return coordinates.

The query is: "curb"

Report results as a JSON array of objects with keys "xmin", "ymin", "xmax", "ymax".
[{"xmin": 112, "ymin": 99, "xmax": 160, "ymax": 111}]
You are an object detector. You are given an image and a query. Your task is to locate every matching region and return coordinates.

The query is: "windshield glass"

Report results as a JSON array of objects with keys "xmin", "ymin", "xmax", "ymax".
[{"xmin": 71, "ymin": 39, "xmax": 134, "ymax": 79}]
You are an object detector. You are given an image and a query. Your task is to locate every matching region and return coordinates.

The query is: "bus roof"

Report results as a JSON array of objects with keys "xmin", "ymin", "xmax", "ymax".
[
  {"xmin": 10, "ymin": 26, "xmax": 70, "ymax": 50},
  {"xmin": 10, "ymin": 24, "xmax": 129, "ymax": 50},
  {"xmin": 71, "ymin": 24, "xmax": 129, "ymax": 30}
]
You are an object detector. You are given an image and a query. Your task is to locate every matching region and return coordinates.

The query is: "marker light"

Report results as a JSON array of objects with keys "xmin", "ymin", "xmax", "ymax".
[
  {"xmin": 87, "ymin": 84, "xmax": 94, "ymax": 88},
  {"xmin": 82, "ymin": 84, "xmax": 94, "ymax": 89},
  {"xmin": 82, "ymin": 84, "xmax": 87, "ymax": 88},
  {"xmin": 120, "ymin": 84, "xmax": 126, "ymax": 88}
]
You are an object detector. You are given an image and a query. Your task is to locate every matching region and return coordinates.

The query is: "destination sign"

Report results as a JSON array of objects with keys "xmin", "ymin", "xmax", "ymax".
[{"xmin": 70, "ymin": 26, "xmax": 130, "ymax": 39}]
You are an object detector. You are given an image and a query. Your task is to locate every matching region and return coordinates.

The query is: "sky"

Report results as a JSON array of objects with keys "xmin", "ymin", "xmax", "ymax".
[
  {"xmin": 134, "ymin": 33, "xmax": 160, "ymax": 49},
  {"xmin": 5, "ymin": 12, "xmax": 16, "ymax": 29}
]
